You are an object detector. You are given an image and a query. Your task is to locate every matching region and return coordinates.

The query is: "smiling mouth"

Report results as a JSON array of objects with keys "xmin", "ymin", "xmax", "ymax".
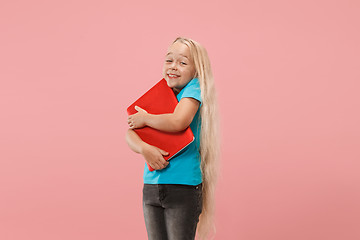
[{"xmin": 168, "ymin": 73, "xmax": 180, "ymax": 78}]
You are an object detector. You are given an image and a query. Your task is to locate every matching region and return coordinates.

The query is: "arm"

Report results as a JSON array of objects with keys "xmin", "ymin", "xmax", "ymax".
[
  {"xmin": 125, "ymin": 129, "xmax": 169, "ymax": 170},
  {"xmin": 125, "ymin": 128, "xmax": 147, "ymax": 154},
  {"xmin": 127, "ymin": 97, "xmax": 200, "ymax": 132}
]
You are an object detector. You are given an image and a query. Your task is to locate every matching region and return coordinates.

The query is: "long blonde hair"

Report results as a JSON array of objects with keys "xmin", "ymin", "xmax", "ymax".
[{"xmin": 172, "ymin": 37, "xmax": 220, "ymax": 239}]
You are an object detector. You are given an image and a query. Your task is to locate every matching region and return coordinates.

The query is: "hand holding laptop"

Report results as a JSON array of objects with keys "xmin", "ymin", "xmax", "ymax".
[
  {"xmin": 128, "ymin": 106, "xmax": 148, "ymax": 129},
  {"xmin": 127, "ymin": 78, "xmax": 195, "ymax": 171},
  {"xmin": 140, "ymin": 143, "xmax": 169, "ymax": 170}
]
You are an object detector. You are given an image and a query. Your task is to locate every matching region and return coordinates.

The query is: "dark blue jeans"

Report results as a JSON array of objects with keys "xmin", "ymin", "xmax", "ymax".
[{"xmin": 143, "ymin": 183, "xmax": 203, "ymax": 240}]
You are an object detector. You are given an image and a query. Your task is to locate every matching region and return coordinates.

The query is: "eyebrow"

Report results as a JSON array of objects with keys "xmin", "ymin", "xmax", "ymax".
[{"xmin": 165, "ymin": 52, "xmax": 189, "ymax": 59}]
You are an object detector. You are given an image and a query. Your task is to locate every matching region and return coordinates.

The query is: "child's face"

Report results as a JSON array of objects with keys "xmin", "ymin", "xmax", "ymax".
[{"xmin": 163, "ymin": 41, "xmax": 196, "ymax": 93}]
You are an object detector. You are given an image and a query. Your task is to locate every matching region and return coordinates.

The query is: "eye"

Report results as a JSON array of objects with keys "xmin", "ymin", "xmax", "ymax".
[
  {"xmin": 180, "ymin": 62, "xmax": 187, "ymax": 65},
  {"xmin": 166, "ymin": 59, "xmax": 172, "ymax": 62}
]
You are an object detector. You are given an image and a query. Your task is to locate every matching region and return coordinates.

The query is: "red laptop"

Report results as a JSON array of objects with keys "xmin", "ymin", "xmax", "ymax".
[{"xmin": 127, "ymin": 78, "xmax": 195, "ymax": 171}]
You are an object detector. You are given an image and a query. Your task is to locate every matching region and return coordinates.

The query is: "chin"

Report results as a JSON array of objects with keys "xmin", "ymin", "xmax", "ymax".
[
  {"xmin": 165, "ymin": 78, "xmax": 174, "ymax": 87},
  {"xmin": 165, "ymin": 80, "xmax": 173, "ymax": 88}
]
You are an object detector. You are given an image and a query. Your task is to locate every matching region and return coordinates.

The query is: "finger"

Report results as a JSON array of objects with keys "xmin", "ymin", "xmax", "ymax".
[
  {"xmin": 156, "ymin": 157, "xmax": 167, "ymax": 166},
  {"xmin": 155, "ymin": 160, "xmax": 167, "ymax": 170},
  {"xmin": 134, "ymin": 106, "xmax": 141, "ymax": 112},
  {"xmin": 135, "ymin": 105, "xmax": 147, "ymax": 113},
  {"xmin": 160, "ymin": 159, "xmax": 168, "ymax": 166},
  {"xmin": 149, "ymin": 163, "xmax": 156, "ymax": 170},
  {"xmin": 158, "ymin": 163, "xmax": 167, "ymax": 170},
  {"xmin": 154, "ymin": 163, "xmax": 162, "ymax": 170},
  {"xmin": 159, "ymin": 149, "xmax": 169, "ymax": 156}
]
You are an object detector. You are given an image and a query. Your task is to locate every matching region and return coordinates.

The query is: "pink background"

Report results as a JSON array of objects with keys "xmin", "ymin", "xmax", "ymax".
[{"xmin": 1, "ymin": 0, "xmax": 359, "ymax": 239}]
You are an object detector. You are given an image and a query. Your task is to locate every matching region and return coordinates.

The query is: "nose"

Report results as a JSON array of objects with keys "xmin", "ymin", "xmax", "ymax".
[{"xmin": 170, "ymin": 61, "xmax": 177, "ymax": 70}]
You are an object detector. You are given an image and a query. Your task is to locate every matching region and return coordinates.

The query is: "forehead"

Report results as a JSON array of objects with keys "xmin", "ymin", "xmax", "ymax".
[{"xmin": 166, "ymin": 42, "xmax": 191, "ymax": 59}]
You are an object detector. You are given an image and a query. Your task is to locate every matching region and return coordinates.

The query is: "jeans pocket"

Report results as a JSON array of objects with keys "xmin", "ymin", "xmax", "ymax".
[{"xmin": 143, "ymin": 184, "xmax": 158, "ymax": 205}]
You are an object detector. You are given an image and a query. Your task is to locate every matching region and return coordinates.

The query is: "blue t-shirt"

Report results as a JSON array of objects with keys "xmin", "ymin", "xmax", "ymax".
[{"xmin": 143, "ymin": 78, "xmax": 202, "ymax": 186}]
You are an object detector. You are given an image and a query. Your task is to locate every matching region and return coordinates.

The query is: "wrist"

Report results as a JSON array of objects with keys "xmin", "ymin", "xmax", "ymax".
[{"xmin": 144, "ymin": 113, "xmax": 152, "ymax": 126}]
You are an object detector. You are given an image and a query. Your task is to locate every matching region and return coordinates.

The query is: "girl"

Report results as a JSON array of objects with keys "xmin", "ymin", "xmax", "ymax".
[{"xmin": 126, "ymin": 37, "xmax": 220, "ymax": 240}]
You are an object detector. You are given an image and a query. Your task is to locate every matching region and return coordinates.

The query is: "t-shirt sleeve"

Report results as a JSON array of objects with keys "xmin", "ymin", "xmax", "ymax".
[{"xmin": 179, "ymin": 78, "xmax": 202, "ymax": 106}]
